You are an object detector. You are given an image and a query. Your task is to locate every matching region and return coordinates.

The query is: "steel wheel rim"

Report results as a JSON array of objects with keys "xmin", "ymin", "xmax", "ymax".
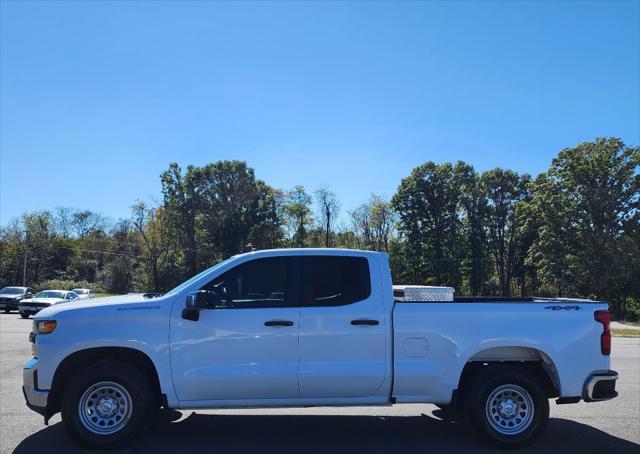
[
  {"xmin": 485, "ymin": 384, "xmax": 534, "ymax": 435},
  {"xmin": 78, "ymin": 381, "xmax": 132, "ymax": 435}
]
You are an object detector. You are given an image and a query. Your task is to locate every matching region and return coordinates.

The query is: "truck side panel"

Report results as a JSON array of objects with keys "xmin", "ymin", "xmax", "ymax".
[{"xmin": 391, "ymin": 302, "xmax": 610, "ymax": 404}]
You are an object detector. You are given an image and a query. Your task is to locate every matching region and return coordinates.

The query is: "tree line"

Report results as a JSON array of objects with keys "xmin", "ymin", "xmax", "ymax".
[{"xmin": 1, "ymin": 138, "xmax": 638, "ymax": 318}]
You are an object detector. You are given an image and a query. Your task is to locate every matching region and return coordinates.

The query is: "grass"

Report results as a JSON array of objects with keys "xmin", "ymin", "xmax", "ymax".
[
  {"xmin": 94, "ymin": 293, "xmax": 118, "ymax": 298},
  {"xmin": 612, "ymin": 328, "xmax": 640, "ymax": 338}
]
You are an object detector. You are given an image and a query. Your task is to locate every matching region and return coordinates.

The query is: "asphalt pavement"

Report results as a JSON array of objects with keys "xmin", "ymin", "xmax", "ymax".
[{"xmin": 1, "ymin": 312, "xmax": 638, "ymax": 453}]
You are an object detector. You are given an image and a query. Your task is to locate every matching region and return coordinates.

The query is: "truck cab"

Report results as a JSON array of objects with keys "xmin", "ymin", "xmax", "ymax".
[{"xmin": 170, "ymin": 251, "xmax": 392, "ymax": 404}]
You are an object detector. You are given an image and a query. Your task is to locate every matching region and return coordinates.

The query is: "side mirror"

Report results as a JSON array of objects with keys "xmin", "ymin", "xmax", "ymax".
[{"xmin": 181, "ymin": 291, "xmax": 210, "ymax": 321}]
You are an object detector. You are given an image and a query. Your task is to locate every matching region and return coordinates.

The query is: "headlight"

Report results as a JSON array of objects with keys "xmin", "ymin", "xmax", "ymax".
[{"xmin": 33, "ymin": 320, "xmax": 57, "ymax": 334}]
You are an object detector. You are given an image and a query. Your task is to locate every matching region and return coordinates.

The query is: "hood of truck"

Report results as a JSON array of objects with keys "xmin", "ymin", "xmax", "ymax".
[{"xmin": 32, "ymin": 294, "xmax": 159, "ymax": 318}]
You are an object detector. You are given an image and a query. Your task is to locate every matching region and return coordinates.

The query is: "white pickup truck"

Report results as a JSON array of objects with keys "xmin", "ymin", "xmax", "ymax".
[{"xmin": 23, "ymin": 249, "xmax": 618, "ymax": 449}]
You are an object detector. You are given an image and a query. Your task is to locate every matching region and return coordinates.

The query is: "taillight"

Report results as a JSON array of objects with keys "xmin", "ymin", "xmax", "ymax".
[{"xmin": 594, "ymin": 310, "xmax": 611, "ymax": 356}]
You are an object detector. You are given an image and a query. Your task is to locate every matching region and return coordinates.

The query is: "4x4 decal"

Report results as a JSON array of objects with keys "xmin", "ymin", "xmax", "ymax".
[{"xmin": 544, "ymin": 305, "xmax": 581, "ymax": 311}]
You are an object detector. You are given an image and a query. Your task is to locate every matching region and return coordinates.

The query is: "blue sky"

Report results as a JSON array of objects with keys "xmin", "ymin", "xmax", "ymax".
[{"xmin": 1, "ymin": 1, "xmax": 638, "ymax": 225}]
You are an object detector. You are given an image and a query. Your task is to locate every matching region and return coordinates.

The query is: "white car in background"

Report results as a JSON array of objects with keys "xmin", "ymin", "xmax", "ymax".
[
  {"xmin": 70, "ymin": 289, "xmax": 95, "ymax": 300},
  {"xmin": 18, "ymin": 290, "xmax": 79, "ymax": 319}
]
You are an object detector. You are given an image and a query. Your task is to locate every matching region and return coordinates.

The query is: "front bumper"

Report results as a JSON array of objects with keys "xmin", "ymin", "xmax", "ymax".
[
  {"xmin": 18, "ymin": 306, "xmax": 43, "ymax": 315},
  {"xmin": 23, "ymin": 358, "xmax": 49, "ymax": 417},
  {"xmin": 0, "ymin": 300, "xmax": 19, "ymax": 310},
  {"xmin": 583, "ymin": 370, "xmax": 618, "ymax": 402}
]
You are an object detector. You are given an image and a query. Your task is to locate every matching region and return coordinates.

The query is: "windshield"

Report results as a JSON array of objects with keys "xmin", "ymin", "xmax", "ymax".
[
  {"xmin": 35, "ymin": 291, "xmax": 66, "ymax": 299},
  {"xmin": 72, "ymin": 289, "xmax": 89, "ymax": 295},
  {"xmin": 165, "ymin": 257, "xmax": 236, "ymax": 297},
  {"xmin": 0, "ymin": 287, "xmax": 25, "ymax": 295}
]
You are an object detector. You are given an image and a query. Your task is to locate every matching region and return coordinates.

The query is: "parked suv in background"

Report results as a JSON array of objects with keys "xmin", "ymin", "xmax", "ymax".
[
  {"xmin": 0, "ymin": 287, "xmax": 34, "ymax": 313},
  {"xmin": 18, "ymin": 290, "xmax": 78, "ymax": 318},
  {"xmin": 70, "ymin": 289, "xmax": 95, "ymax": 300}
]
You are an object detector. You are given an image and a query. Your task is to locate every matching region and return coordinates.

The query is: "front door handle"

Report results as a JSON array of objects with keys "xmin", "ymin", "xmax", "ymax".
[
  {"xmin": 351, "ymin": 319, "xmax": 380, "ymax": 326},
  {"xmin": 265, "ymin": 320, "xmax": 294, "ymax": 327}
]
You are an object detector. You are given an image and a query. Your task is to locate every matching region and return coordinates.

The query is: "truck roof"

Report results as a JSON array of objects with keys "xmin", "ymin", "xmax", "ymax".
[{"xmin": 239, "ymin": 248, "xmax": 386, "ymax": 258}]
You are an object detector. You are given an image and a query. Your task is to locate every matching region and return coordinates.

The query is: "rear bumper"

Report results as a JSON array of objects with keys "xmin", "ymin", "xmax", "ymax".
[
  {"xmin": 23, "ymin": 358, "xmax": 49, "ymax": 417},
  {"xmin": 583, "ymin": 370, "xmax": 618, "ymax": 402}
]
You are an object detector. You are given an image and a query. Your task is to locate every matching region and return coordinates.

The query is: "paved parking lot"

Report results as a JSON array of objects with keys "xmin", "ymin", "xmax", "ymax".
[{"xmin": 1, "ymin": 312, "xmax": 638, "ymax": 453}]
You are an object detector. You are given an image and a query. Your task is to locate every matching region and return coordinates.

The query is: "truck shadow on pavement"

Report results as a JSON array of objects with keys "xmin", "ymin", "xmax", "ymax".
[{"xmin": 13, "ymin": 410, "xmax": 639, "ymax": 453}]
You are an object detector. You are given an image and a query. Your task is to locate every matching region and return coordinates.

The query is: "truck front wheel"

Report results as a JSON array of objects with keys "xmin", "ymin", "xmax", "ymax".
[
  {"xmin": 466, "ymin": 365, "xmax": 549, "ymax": 448},
  {"xmin": 61, "ymin": 361, "xmax": 154, "ymax": 449}
]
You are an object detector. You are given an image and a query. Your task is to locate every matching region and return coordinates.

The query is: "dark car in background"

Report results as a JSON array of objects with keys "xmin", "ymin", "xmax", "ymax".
[{"xmin": 0, "ymin": 287, "xmax": 34, "ymax": 313}]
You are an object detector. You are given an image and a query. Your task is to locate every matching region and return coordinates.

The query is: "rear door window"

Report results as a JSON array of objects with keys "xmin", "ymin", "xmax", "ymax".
[{"xmin": 303, "ymin": 256, "xmax": 371, "ymax": 306}]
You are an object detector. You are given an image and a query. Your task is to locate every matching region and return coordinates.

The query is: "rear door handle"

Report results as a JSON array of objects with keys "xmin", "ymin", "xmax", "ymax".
[
  {"xmin": 351, "ymin": 319, "xmax": 379, "ymax": 326},
  {"xmin": 264, "ymin": 320, "xmax": 294, "ymax": 327}
]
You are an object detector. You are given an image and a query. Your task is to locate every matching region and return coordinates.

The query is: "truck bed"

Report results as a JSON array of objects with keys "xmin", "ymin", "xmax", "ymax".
[
  {"xmin": 391, "ymin": 298, "xmax": 610, "ymax": 404},
  {"xmin": 394, "ymin": 294, "xmax": 605, "ymax": 303}
]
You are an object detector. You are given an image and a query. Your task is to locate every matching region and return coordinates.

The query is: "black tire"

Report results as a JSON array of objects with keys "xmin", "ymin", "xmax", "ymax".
[
  {"xmin": 61, "ymin": 361, "xmax": 154, "ymax": 449},
  {"xmin": 20, "ymin": 312, "xmax": 29, "ymax": 319},
  {"xmin": 3, "ymin": 309, "xmax": 9, "ymax": 313},
  {"xmin": 465, "ymin": 365, "xmax": 549, "ymax": 449}
]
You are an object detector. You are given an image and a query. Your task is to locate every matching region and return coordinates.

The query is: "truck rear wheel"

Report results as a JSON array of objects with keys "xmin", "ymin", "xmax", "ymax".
[
  {"xmin": 466, "ymin": 365, "xmax": 549, "ymax": 448},
  {"xmin": 61, "ymin": 361, "xmax": 154, "ymax": 449},
  {"xmin": 19, "ymin": 312, "xmax": 29, "ymax": 319}
]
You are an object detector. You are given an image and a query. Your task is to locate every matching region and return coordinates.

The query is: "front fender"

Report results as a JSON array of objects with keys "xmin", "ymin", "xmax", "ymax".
[{"xmin": 34, "ymin": 298, "xmax": 178, "ymax": 407}]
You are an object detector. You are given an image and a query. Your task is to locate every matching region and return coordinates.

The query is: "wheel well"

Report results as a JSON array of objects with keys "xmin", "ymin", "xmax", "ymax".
[
  {"xmin": 456, "ymin": 347, "xmax": 560, "ymax": 403},
  {"xmin": 47, "ymin": 347, "xmax": 162, "ymax": 416}
]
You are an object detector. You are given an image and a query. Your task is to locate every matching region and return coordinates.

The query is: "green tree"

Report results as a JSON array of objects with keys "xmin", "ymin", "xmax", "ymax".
[
  {"xmin": 160, "ymin": 163, "xmax": 203, "ymax": 277},
  {"xmin": 350, "ymin": 194, "xmax": 395, "ymax": 252},
  {"xmin": 511, "ymin": 198, "xmax": 539, "ymax": 297},
  {"xmin": 530, "ymin": 138, "xmax": 639, "ymax": 315},
  {"xmin": 0, "ymin": 220, "xmax": 26, "ymax": 287},
  {"xmin": 98, "ymin": 220, "xmax": 142, "ymax": 293},
  {"xmin": 246, "ymin": 182, "xmax": 284, "ymax": 250},
  {"xmin": 392, "ymin": 162, "xmax": 469, "ymax": 289},
  {"xmin": 480, "ymin": 169, "xmax": 531, "ymax": 296},
  {"xmin": 22, "ymin": 211, "xmax": 55, "ymax": 284},
  {"xmin": 131, "ymin": 201, "xmax": 177, "ymax": 292},
  {"xmin": 160, "ymin": 161, "xmax": 284, "ymax": 278},
  {"xmin": 457, "ymin": 166, "xmax": 491, "ymax": 296},
  {"xmin": 284, "ymin": 186, "xmax": 313, "ymax": 247},
  {"xmin": 198, "ymin": 161, "xmax": 282, "ymax": 260}
]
